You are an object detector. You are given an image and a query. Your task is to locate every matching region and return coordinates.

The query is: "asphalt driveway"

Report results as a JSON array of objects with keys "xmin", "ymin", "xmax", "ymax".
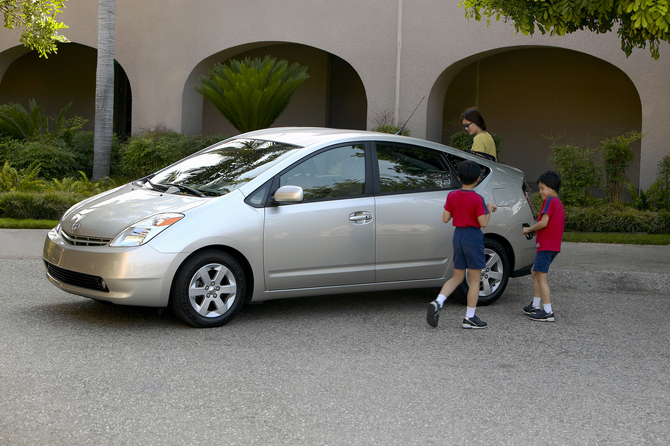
[{"xmin": 0, "ymin": 230, "xmax": 669, "ymax": 445}]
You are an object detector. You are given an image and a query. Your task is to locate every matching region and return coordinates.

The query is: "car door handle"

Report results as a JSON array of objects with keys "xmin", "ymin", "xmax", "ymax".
[{"xmin": 349, "ymin": 212, "xmax": 373, "ymax": 224}]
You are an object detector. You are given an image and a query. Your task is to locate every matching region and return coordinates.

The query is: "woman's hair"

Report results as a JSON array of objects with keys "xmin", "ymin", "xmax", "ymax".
[{"xmin": 460, "ymin": 108, "xmax": 487, "ymax": 131}]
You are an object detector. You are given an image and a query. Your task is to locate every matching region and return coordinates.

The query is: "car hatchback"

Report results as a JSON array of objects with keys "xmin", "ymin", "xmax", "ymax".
[{"xmin": 43, "ymin": 127, "xmax": 537, "ymax": 327}]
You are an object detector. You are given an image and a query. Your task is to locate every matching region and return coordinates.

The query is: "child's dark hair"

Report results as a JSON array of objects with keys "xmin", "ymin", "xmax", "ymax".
[
  {"xmin": 457, "ymin": 160, "xmax": 481, "ymax": 185},
  {"xmin": 537, "ymin": 171, "xmax": 561, "ymax": 193}
]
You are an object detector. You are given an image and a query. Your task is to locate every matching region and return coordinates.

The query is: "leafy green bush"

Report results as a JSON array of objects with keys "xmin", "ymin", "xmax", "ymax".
[
  {"xmin": 372, "ymin": 124, "xmax": 410, "ymax": 136},
  {"xmin": 0, "ymin": 162, "xmax": 44, "ymax": 192},
  {"xmin": 68, "ymin": 131, "xmax": 123, "ymax": 178},
  {"xmin": 548, "ymin": 143, "xmax": 600, "ymax": 206},
  {"xmin": 196, "ymin": 56, "xmax": 310, "ymax": 133},
  {"xmin": 600, "ymin": 131, "xmax": 642, "ymax": 204},
  {"xmin": 0, "ymin": 139, "xmax": 79, "ymax": 180},
  {"xmin": 120, "ymin": 130, "xmax": 227, "ymax": 178},
  {"xmin": 45, "ymin": 172, "xmax": 117, "ymax": 195},
  {"xmin": 0, "ymin": 191, "xmax": 86, "ymax": 220},
  {"xmin": 565, "ymin": 204, "xmax": 670, "ymax": 234},
  {"xmin": 0, "ymin": 100, "xmax": 85, "ymax": 142},
  {"xmin": 448, "ymin": 131, "xmax": 503, "ymax": 157},
  {"xmin": 646, "ymin": 155, "xmax": 670, "ymax": 211}
]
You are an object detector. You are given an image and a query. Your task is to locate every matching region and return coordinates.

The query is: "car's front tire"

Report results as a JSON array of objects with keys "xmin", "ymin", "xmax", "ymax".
[
  {"xmin": 170, "ymin": 250, "xmax": 246, "ymax": 328},
  {"xmin": 454, "ymin": 238, "xmax": 510, "ymax": 306}
]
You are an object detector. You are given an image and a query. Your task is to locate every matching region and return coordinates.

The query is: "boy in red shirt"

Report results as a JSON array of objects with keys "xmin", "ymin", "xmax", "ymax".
[
  {"xmin": 522, "ymin": 171, "xmax": 565, "ymax": 322},
  {"xmin": 427, "ymin": 160, "xmax": 497, "ymax": 329}
]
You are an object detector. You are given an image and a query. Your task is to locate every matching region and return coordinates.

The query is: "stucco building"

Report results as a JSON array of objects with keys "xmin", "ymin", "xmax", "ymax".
[{"xmin": 0, "ymin": 0, "xmax": 668, "ymax": 189}]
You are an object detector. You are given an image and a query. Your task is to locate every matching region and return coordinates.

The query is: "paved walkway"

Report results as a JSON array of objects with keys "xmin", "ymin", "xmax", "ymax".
[{"xmin": 1, "ymin": 228, "xmax": 668, "ymax": 274}]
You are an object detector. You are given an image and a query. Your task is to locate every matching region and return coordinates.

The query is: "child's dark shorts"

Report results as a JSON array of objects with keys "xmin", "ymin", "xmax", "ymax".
[
  {"xmin": 532, "ymin": 250, "xmax": 559, "ymax": 273},
  {"xmin": 452, "ymin": 227, "xmax": 486, "ymax": 270}
]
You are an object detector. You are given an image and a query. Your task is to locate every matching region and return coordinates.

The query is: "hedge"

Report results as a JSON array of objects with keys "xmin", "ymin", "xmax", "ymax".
[
  {"xmin": 0, "ymin": 191, "xmax": 86, "ymax": 220},
  {"xmin": 565, "ymin": 205, "xmax": 670, "ymax": 234}
]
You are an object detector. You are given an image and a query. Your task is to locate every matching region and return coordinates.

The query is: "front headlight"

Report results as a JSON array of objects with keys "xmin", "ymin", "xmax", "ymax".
[{"xmin": 110, "ymin": 213, "xmax": 184, "ymax": 247}]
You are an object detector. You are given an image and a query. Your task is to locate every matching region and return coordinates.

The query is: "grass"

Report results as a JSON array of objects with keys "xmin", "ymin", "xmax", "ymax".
[
  {"xmin": 563, "ymin": 232, "xmax": 670, "ymax": 245},
  {"xmin": 0, "ymin": 218, "xmax": 58, "ymax": 229}
]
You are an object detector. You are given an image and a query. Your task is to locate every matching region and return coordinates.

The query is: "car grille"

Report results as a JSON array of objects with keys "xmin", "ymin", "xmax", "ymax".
[
  {"xmin": 44, "ymin": 261, "xmax": 109, "ymax": 292},
  {"xmin": 60, "ymin": 228, "xmax": 112, "ymax": 247}
]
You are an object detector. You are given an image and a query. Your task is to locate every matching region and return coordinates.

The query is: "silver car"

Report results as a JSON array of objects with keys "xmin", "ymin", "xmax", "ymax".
[{"xmin": 43, "ymin": 127, "xmax": 537, "ymax": 328}]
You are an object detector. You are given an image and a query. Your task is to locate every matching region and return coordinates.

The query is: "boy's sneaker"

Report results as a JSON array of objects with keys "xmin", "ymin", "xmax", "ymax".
[
  {"xmin": 523, "ymin": 302, "xmax": 541, "ymax": 314},
  {"xmin": 528, "ymin": 309, "xmax": 555, "ymax": 322},
  {"xmin": 462, "ymin": 315, "xmax": 487, "ymax": 329},
  {"xmin": 426, "ymin": 301, "xmax": 440, "ymax": 327}
]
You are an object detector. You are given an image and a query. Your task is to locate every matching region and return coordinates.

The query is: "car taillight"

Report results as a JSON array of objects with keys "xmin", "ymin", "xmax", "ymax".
[{"xmin": 523, "ymin": 182, "xmax": 538, "ymax": 220}]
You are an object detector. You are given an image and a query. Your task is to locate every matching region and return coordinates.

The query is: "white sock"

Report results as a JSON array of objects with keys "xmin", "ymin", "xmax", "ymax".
[
  {"xmin": 466, "ymin": 307, "xmax": 476, "ymax": 319},
  {"xmin": 533, "ymin": 297, "xmax": 542, "ymax": 307},
  {"xmin": 544, "ymin": 303, "xmax": 552, "ymax": 314},
  {"xmin": 436, "ymin": 294, "xmax": 447, "ymax": 307}
]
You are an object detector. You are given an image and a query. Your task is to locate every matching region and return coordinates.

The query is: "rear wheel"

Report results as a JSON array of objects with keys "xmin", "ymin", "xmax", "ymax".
[
  {"xmin": 170, "ymin": 250, "xmax": 246, "ymax": 328},
  {"xmin": 454, "ymin": 238, "xmax": 510, "ymax": 306}
]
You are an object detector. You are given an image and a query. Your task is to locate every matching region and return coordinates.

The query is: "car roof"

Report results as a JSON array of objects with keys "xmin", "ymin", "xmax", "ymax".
[{"xmin": 238, "ymin": 127, "xmax": 422, "ymax": 148}]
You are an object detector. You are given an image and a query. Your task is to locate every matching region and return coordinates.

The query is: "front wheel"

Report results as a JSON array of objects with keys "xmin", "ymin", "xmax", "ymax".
[
  {"xmin": 454, "ymin": 238, "xmax": 510, "ymax": 306},
  {"xmin": 170, "ymin": 250, "xmax": 247, "ymax": 328}
]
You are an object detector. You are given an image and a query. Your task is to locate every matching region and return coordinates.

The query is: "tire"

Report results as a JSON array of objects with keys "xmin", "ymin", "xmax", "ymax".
[
  {"xmin": 453, "ymin": 238, "xmax": 510, "ymax": 306},
  {"xmin": 170, "ymin": 250, "xmax": 246, "ymax": 328}
]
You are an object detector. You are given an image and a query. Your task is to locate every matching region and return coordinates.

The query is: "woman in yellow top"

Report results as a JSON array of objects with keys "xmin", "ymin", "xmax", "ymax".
[{"xmin": 461, "ymin": 108, "xmax": 496, "ymax": 162}]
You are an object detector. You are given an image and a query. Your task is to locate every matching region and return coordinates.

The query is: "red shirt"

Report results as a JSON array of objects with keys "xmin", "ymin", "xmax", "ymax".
[
  {"xmin": 444, "ymin": 189, "xmax": 488, "ymax": 228},
  {"xmin": 536, "ymin": 196, "xmax": 565, "ymax": 252}
]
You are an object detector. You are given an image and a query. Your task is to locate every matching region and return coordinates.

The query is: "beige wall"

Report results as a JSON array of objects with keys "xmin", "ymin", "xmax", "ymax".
[{"xmin": 0, "ymin": 0, "xmax": 667, "ymax": 188}]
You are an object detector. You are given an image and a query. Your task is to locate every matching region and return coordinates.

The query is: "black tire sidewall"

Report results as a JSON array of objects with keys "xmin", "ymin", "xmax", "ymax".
[{"xmin": 170, "ymin": 250, "xmax": 246, "ymax": 328}]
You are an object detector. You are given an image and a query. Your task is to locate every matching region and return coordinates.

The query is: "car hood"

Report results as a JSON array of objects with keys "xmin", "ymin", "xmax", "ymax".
[{"xmin": 60, "ymin": 184, "xmax": 207, "ymax": 239}]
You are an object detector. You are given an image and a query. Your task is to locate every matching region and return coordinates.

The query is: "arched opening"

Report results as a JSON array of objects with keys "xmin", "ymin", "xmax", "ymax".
[
  {"xmin": 440, "ymin": 47, "xmax": 642, "ymax": 187},
  {"xmin": 0, "ymin": 43, "xmax": 132, "ymax": 139},
  {"xmin": 184, "ymin": 43, "xmax": 367, "ymax": 136}
]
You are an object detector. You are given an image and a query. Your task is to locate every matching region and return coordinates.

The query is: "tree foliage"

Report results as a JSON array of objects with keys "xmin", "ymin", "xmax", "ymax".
[
  {"xmin": 196, "ymin": 56, "xmax": 310, "ymax": 133},
  {"xmin": 459, "ymin": 0, "xmax": 670, "ymax": 59},
  {"xmin": 1, "ymin": 0, "xmax": 69, "ymax": 57}
]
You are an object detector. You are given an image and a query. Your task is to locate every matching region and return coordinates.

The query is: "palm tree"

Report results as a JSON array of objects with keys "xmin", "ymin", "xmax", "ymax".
[
  {"xmin": 195, "ymin": 56, "xmax": 310, "ymax": 133},
  {"xmin": 92, "ymin": 0, "xmax": 115, "ymax": 181}
]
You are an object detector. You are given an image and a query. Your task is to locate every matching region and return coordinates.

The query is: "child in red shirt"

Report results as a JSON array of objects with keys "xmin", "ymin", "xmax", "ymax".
[
  {"xmin": 522, "ymin": 171, "xmax": 565, "ymax": 321},
  {"xmin": 426, "ymin": 160, "xmax": 497, "ymax": 329}
]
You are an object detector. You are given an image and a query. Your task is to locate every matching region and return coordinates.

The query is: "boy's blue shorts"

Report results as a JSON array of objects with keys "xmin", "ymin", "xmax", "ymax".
[
  {"xmin": 452, "ymin": 227, "xmax": 486, "ymax": 270},
  {"xmin": 532, "ymin": 251, "xmax": 559, "ymax": 273}
]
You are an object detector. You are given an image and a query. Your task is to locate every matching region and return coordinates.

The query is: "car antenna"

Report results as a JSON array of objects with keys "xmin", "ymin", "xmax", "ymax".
[{"xmin": 395, "ymin": 96, "xmax": 425, "ymax": 135}]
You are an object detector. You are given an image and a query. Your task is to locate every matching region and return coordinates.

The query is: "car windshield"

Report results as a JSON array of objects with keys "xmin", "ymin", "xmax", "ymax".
[{"xmin": 146, "ymin": 138, "xmax": 301, "ymax": 196}]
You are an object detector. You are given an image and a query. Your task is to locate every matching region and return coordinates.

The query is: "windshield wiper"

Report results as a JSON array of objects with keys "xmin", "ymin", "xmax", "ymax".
[
  {"xmin": 162, "ymin": 182, "xmax": 207, "ymax": 198},
  {"xmin": 148, "ymin": 180, "xmax": 206, "ymax": 198}
]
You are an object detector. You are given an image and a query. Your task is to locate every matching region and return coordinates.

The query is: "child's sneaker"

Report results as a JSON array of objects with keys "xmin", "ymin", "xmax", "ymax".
[
  {"xmin": 523, "ymin": 302, "xmax": 541, "ymax": 314},
  {"xmin": 426, "ymin": 301, "xmax": 440, "ymax": 327},
  {"xmin": 462, "ymin": 315, "xmax": 487, "ymax": 329},
  {"xmin": 528, "ymin": 309, "xmax": 555, "ymax": 322}
]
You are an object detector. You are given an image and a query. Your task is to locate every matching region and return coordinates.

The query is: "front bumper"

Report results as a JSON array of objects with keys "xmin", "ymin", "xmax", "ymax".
[{"xmin": 43, "ymin": 228, "xmax": 186, "ymax": 307}]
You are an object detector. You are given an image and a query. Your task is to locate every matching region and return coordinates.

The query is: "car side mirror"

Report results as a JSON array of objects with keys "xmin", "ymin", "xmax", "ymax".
[{"xmin": 273, "ymin": 185, "xmax": 304, "ymax": 204}]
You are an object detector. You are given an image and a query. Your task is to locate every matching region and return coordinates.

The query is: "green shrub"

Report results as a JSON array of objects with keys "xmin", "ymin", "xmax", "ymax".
[
  {"xmin": 646, "ymin": 155, "xmax": 670, "ymax": 211},
  {"xmin": 120, "ymin": 130, "xmax": 227, "ymax": 178},
  {"xmin": 1, "ymin": 139, "xmax": 78, "ymax": 180},
  {"xmin": 0, "ymin": 162, "xmax": 44, "ymax": 192},
  {"xmin": 0, "ymin": 191, "xmax": 86, "ymax": 220},
  {"xmin": 548, "ymin": 143, "xmax": 600, "ymax": 206},
  {"xmin": 45, "ymin": 172, "xmax": 117, "ymax": 195},
  {"xmin": 68, "ymin": 131, "xmax": 123, "ymax": 178},
  {"xmin": 564, "ymin": 204, "xmax": 670, "ymax": 234},
  {"xmin": 372, "ymin": 124, "xmax": 410, "ymax": 136},
  {"xmin": 600, "ymin": 131, "xmax": 642, "ymax": 204}
]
